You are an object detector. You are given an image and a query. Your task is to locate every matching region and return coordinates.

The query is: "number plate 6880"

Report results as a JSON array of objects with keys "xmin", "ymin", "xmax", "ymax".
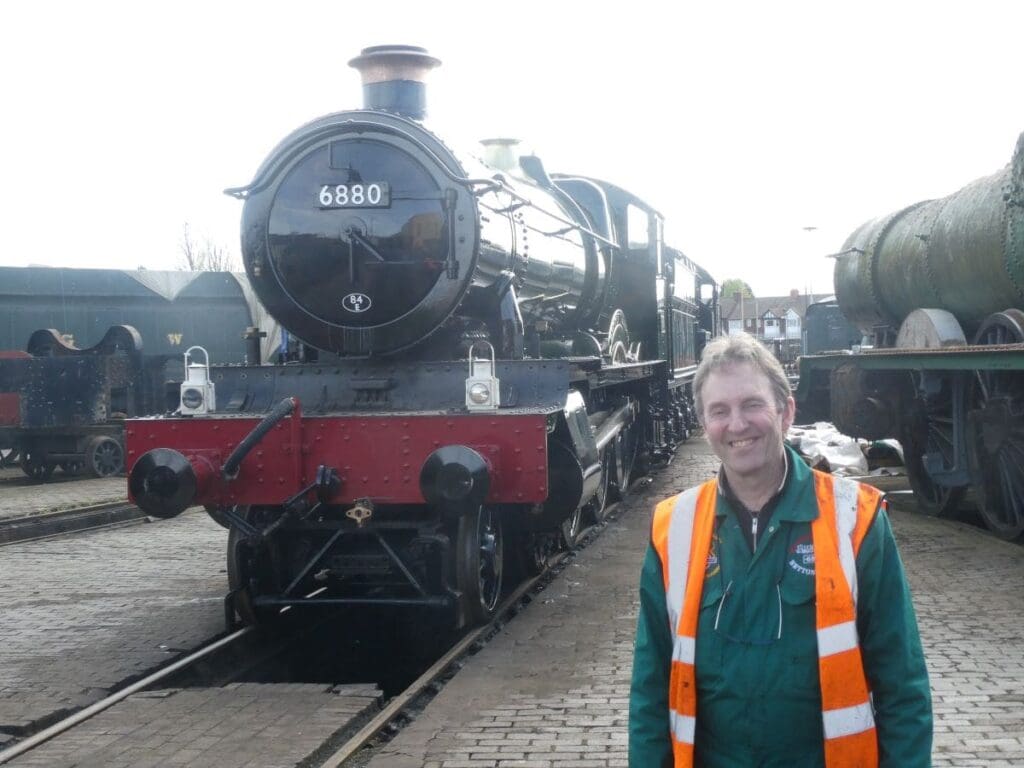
[{"xmin": 318, "ymin": 182, "xmax": 391, "ymax": 209}]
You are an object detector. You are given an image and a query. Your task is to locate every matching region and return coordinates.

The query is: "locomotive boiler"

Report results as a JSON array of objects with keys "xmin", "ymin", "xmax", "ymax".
[
  {"xmin": 798, "ymin": 131, "xmax": 1024, "ymax": 539},
  {"xmin": 834, "ymin": 135, "xmax": 1024, "ymax": 338},
  {"xmin": 126, "ymin": 46, "xmax": 718, "ymax": 628}
]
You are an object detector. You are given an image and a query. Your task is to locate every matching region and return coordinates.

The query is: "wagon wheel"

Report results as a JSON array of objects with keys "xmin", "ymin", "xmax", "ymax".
[
  {"xmin": 20, "ymin": 451, "xmax": 55, "ymax": 482},
  {"xmin": 898, "ymin": 375, "xmax": 966, "ymax": 519},
  {"xmin": 456, "ymin": 505, "xmax": 504, "ymax": 625},
  {"xmin": 966, "ymin": 309, "xmax": 1024, "ymax": 540},
  {"xmin": 87, "ymin": 436, "xmax": 124, "ymax": 477}
]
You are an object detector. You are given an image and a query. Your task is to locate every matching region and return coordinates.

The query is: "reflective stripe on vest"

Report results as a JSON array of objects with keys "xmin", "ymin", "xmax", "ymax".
[
  {"xmin": 812, "ymin": 470, "xmax": 881, "ymax": 768},
  {"xmin": 651, "ymin": 471, "xmax": 881, "ymax": 768},
  {"xmin": 651, "ymin": 482, "xmax": 717, "ymax": 767}
]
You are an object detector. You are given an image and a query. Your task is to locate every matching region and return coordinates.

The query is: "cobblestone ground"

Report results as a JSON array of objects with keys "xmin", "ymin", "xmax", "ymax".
[
  {"xmin": 364, "ymin": 439, "xmax": 1024, "ymax": 768},
  {"xmin": 6, "ymin": 683, "xmax": 382, "ymax": 768},
  {"xmin": 0, "ymin": 510, "xmax": 227, "ymax": 732},
  {"xmin": 896, "ymin": 511, "xmax": 1024, "ymax": 767}
]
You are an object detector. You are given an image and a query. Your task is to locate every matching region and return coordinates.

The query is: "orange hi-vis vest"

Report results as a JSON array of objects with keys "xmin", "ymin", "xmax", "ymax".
[{"xmin": 650, "ymin": 470, "xmax": 882, "ymax": 768}]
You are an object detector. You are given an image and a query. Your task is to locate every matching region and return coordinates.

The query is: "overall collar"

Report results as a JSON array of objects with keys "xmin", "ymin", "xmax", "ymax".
[{"xmin": 716, "ymin": 444, "xmax": 818, "ymax": 523}]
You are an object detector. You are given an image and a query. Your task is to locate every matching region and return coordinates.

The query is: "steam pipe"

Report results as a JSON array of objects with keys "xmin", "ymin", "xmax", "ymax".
[{"xmin": 222, "ymin": 397, "xmax": 297, "ymax": 480}]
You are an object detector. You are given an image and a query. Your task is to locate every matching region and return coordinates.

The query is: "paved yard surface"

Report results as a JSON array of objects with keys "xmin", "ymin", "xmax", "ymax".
[
  {"xmin": 6, "ymin": 684, "xmax": 382, "ymax": 768},
  {"xmin": 363, "ymin": 439, "xmax": 1024, "ymax": 768},
  {"xmin": 0, "ymin": 469, "xmax": 125, "ymax": 520},
  {"xmin": 2, "ymin": 439, "xmax": 1022, "ymax": 766},
  {"xmin": 0, "ymin": 510, "xmax": 227, "ymax": 734}
]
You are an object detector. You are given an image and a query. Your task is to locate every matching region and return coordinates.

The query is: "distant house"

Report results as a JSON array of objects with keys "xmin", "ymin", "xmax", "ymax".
[{"xmin": 720, "ymin": 289, "xmax": 816, "ymax": 361}]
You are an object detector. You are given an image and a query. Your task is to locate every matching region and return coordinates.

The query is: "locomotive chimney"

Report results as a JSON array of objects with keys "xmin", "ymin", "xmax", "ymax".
[{"xmin": 348, "ymin": 45, "xmax": 441, "ymax": 120}]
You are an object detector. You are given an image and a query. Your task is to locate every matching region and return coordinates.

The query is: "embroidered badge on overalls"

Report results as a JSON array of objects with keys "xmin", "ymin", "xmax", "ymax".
[
  {"xmin": 706, "ymin": 534, "xmax": 721, "ymax": 577},
  {"xmin": 787, "ymin": 533, "xmax": 815, "ymax": 576}
]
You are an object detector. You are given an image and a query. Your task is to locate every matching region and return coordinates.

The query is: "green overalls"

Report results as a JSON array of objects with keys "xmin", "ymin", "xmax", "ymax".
[{"xmin": 629, "ymin": 447, "xmax": 932, "ymax": 767}]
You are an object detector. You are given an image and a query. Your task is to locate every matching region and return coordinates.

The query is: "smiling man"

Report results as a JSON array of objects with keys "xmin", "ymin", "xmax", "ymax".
[{"xmin": 629, "ymin": 333, "xmax": 932, "ymax": 767}]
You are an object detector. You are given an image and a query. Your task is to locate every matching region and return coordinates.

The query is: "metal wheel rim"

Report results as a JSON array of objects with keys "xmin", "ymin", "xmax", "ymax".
[
  {"xmin": 477, "ymin": 507, "xmax": 503, "ymax": 612},
  {"xmin": 561, "ymin": 503, "xmax": 584, "ymax": 548},
  {"xmin": 967, "ymin": 310, "xmax": 1024, "ymax": 539},
  {"xmin": 614, "ymin": 423, "xmax": 638, "ymax": 497}
]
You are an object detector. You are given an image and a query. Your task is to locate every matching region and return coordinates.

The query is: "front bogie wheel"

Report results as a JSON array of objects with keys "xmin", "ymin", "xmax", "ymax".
[
  {"xmin": 456, "ymin": 506, "xmax": 504, "ymax": 626},
  {"xmin": 226, "ymin": 507, "xmax": 286, "ymax": 628}
]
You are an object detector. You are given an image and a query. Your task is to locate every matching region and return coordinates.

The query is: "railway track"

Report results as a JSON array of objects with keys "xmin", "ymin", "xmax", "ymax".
[
  {"xmin": 0, "ymin": 500, "xmax": 142, "ymax": 546},
  {"xmin": 0, "ymin": 628, "xmax": 254, "ymax": 764}
]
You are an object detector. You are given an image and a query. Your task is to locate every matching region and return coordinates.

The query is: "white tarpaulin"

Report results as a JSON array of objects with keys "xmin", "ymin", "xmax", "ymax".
[
  {"xmin": 787, "ymin": 422, "xmax": 869, "ymax": 474},
  {"xmin": 124, "ymin": 270, "xmax": 203, "ymax": 301}
]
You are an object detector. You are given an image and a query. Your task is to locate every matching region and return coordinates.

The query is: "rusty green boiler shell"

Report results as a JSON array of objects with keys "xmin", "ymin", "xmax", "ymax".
[{"xmin": 835, "ymin": 132, "xmax": 1024, "ymax": 337}]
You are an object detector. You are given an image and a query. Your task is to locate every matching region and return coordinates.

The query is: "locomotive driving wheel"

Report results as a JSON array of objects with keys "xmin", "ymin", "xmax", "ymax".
[
  {"xmin": 894, "ymin": 309, "xmax": 968, "ymax": 518},
  {"xmin": 561, "ymin": 502, "xmax": 585, "ymax": 549},
  {"xmin": 898, "ymin": 374, "xmax": 966, "ymax": 518},
  {"xmin": 586, "ymin": 445, "xmax": 615, "ymax": 525},
  {"xmin": 611, "ymin": 419, "xmax": 640, "ymax": 501},
  {"xmin": 456, "ymin": 505, "xmax": 504, "ymax": 625},
  {"xmin": 966, "ymin": 309, "xmax": 1024, "ymax": 540}
]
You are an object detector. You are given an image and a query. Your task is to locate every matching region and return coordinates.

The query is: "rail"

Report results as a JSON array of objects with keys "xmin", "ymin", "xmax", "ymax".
[
  {"xmin": 319, "ymin": 553, "xmax": 567, "ymax": 766},
  {"xmin": 0, "ymin": 627, "xmax": 254, "ymax": 764}
]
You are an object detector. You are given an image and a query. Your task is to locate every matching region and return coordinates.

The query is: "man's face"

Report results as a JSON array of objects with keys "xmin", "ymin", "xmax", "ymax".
[{"xmin": 701, "ymin": 362, "xmax": 795, "ymax": 484}]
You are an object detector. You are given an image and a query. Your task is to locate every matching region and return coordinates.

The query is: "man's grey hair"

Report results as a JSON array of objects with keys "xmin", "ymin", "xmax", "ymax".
[{"xmin": 693, "ymin": 333, "xmax": 792, "ymax": 422}]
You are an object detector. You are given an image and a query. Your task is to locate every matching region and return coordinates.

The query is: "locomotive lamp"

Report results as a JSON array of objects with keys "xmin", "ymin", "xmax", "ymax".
[
  {"xmin": 466, "ymin": 342, "xmax": 500, "ymax": 411},
  {"xmin": 179, "ymin": 346, "xmax": 216, "ymax": 415}
]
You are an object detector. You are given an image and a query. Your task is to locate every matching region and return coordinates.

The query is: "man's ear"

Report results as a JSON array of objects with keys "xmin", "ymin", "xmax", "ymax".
[{"xmin": 782, "ymin": 395, "xmax": 796, "ymax": 431}]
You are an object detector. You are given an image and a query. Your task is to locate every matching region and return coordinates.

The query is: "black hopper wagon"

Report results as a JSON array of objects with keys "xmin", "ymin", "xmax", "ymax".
[
  {"xmin": 126, "ymin": 46, "xmax": 719, "ymax": 629},
  {"xmin": 0, "ymin": 268, "xmax": 275, "ymax": 480},
  {"xmin": 797, "ymin": 130, "xmax": 1024, "ymax": 540}
]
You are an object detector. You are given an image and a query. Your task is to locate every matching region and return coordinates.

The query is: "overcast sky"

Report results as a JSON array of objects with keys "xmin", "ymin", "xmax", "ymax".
[{"xmin": 2, "ymin": 0, "xmax": 1021, "ymax": 298}]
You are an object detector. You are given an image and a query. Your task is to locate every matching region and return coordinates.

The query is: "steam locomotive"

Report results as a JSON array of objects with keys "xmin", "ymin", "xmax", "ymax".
[
  {"xmin": 797, "ymin": 130, "xmax": 1024, "ymax": 540},
  {"xmin": 126, "ymin": 46, "xmax": 719, "ymax": 627}
]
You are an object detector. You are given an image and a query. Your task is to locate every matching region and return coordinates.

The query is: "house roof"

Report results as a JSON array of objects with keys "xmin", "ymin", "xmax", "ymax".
[{"xmin": 721, "ymin": 293, "xmax": 818, "ymax": 322}]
